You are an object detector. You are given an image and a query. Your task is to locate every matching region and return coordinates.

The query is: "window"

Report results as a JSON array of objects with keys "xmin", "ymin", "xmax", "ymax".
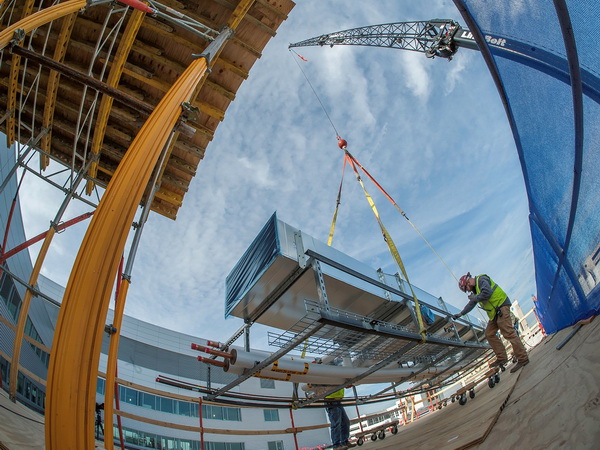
[
  {"xmin": 0, "ymin": 273, "xmax": 13, "ymax": 305},
  {"xmin": 123, "ymin": 387, "xmax": 138, "ymax": 405},
  {"xmin": 140, "ymin": 392, "xmax": 156, "ymax": 409},
  {"xmin": 206, "ymin": 443, "xmax": 245, "ymax": 450},
  {"xmin": 268, "ymin": 441, "xmax": 284, "ymax": 450},
  {"xmin": 260, "ymin": 378, "xmax": 275, "ymax": 389},
  {"xmin": 96, "ymin": 378, "xmax": 105, "ymax": 395},
  {"xmin": 202, "ymin": 404, "xmax": 241, "ymax": 421},
  {"xmin": 160, "ymin": 397, "xmax": 174, "ymax": 414},
  {"xmin": 178, "ymin": 400, "xmax": 191, "ymax": 416},
  {"xmin": 263, "ymin": 409, "xmax": 280, "ymax": 422},
  {"xmin": 8, "ymin": 289, "xmax": 20, "ymax": 319}
]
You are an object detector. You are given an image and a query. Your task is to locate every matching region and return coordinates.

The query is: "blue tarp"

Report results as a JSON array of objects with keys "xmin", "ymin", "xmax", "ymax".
[{"xmin": 456, "ymin": 0, "xmax": 600, "ymax": 333}]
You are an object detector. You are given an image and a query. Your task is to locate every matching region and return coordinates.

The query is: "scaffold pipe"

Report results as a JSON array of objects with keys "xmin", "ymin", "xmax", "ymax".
[
  {"xmin": 224, "ymin": 347, "xmax": 468, "ymax": 385},
  {"xmin": 191, "ymin": 343, "xmax": 234, "ymax": 360},
  {"xmin": 206, "ymin": 340, "xmax": 224, "ymax": 349},
  {"xmin": 197, "ymin": 356, "xmax": 227, "ymax": 368}
]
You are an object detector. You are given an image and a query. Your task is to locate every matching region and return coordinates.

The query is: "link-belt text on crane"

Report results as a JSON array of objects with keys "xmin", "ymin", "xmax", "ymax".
[{"xmin": 460, "ymin": 30, "xmax": 507, "ymax": 47}]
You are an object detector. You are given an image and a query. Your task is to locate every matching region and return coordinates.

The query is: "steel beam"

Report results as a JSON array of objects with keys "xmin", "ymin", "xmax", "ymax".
[{"xmin": 11, "ymin": 45, "xmax": 154, "ymax": 115}]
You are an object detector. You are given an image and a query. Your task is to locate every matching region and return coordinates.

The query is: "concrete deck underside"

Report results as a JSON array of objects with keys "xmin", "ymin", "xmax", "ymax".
[{"xmin": 1, "ymin": 317, "xmax": 598, "ymax": 449}]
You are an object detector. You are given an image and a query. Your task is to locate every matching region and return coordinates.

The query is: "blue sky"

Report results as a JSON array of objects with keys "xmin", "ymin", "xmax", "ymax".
[{"xmin": 19, "ymin": 1, "xmax": 535, "ymax": 349}]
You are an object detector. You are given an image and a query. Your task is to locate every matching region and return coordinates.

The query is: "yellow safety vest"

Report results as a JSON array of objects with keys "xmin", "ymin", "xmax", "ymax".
[
  {"xmin": 475, "ymin": 274, "xmax": 508, "ymax": 320},
  {"xmin": 325, "ymin": 388, "xmax": 345, "ymax": 399}
]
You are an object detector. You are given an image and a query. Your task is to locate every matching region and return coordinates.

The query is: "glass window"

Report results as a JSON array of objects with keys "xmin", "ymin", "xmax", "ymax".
[
  {"xmin": 0, "ymin": 273, "xmax": 13, "ymax": 304},
  {"xmin": 263, "ymin": 409, "xmax": 280, "ymax": 422},
  {"xmin": 268, "ymin": 441, "xmax": 284, "ymax": 450},
  {"xmin": 160, "ymin": 397, "xmax": 174, "ymax": 414},
  {"xmin": 178, "ymin": 400, "xmax": 192, "ymax": 416},
  {"xmin": 224, "ymin": 407, "xmax": 241, "ymax": 421},
  {"xmin": 123, "ymin": 387, "xmax": 137, "ymax": 405},
  {"xmin": 96, "ymin": 378, "xmax": 105, "ymax": 395},
  {"xmin": 260, "ymin": 378, "xmax": 275, "ymax": 389},
  {"xmin": 206, "ymin": 443, "xmax": 245, "ymax": 450},
  {"xmin": 8, "ymin": 290, "xmax": 19, "ymax": 319},
  {"xmin": 140, "ymin": 392, "xmax": 156, "ymax": 409}
]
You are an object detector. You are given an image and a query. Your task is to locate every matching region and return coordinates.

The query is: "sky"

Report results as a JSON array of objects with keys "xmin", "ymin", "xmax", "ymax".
[{"xmin": 17, "ymin": 1, "xmax": 536, "ymax": 354}]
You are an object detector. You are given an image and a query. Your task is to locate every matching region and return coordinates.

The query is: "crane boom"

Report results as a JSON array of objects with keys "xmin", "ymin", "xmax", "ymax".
[
  {"xmin": 289, "ymin": 19, "xmax": 478, "ymax": 60},
  {"xmin": 289, "ymin": 19, "xmax": 600, "ymax": 103}
]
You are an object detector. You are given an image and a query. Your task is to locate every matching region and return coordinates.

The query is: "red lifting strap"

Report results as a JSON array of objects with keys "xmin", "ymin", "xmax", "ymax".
[{"xmin": 116, "ymin": 0, "xmax": 156, "ymax": 14}]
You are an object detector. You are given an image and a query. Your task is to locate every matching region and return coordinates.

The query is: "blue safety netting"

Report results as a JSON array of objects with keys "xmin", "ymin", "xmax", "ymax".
[{"xmin": 455, "ymin": 0, "xmax": 600, "ymax": 333}]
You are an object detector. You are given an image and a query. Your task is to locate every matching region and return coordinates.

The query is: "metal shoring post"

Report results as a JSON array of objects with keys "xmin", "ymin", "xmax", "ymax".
[
  {"xmin": 7, "ymin": 156, "xmax": 94, "ymax": 401},
  {"xmin": 352, "ymin": 385, "xmax": 364, "ymax": 434},
  {"xmin": 395, "ymin": 272, "xmax": 419, "ymax": 326},
  {"xmin": 378, "ymin": 269, "xmax": 392, "ymax": 301},
  {"xmin": 438, "ymin": 296, "xmax": 462, "ymax": 341},
  {"xmin": 293, "ymin": 231, "xmax": 307, "ymax": 269},
  {"xmin": 0, "ymin": 127, "xmax": 49, "ymax": 195},
  {"xmin": 311, "ymin": 259, "xmax": 330, "ymax": 312},
  {"xmin": 244, "ymin": 322, "xmax": 250, "ymax": 352},
  {"xmin": 103, "ymin": 130, "xmax": 175, "ymax": 449}
]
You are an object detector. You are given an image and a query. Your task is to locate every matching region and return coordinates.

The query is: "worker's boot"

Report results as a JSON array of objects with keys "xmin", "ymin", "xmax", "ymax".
[
  {"xmin": 510, "ymin": 359, "xmax": 529, "ymax": 373},
  {"xmin": 489, "ymin": 358, "xmax": 508, "ymax": 368}
]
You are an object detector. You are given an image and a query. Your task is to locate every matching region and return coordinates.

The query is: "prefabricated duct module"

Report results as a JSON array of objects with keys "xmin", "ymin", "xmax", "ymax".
[{"xmin": 224, "ymin": 212, "xmax": 484, "ymax": 338}]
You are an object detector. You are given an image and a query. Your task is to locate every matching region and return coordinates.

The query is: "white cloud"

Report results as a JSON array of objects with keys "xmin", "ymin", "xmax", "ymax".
[{"xmin": 15, "ymin": 1, "xmax": 536, "ymax": 354}]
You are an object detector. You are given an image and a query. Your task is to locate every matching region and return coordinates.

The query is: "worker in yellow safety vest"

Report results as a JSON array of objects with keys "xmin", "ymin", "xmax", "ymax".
[
  {"xmin": 324, "ymin": 388, "xmax": 351, "ymax": 449},
  {"xmin": 453, "ymin": 273, "xmax": 529, "ymax": 373}
]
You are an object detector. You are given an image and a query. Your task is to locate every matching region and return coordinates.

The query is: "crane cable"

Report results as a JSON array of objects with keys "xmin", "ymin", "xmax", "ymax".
[
  {"xmin": 345, "ymin": 153, "xmax": 459, "ymax": 283},
  {"xmin": 343, "ymin": 148, "xmax": 427, "ymax": 340},
  {"xmin": 327, "ymin": 154, "xmax": 348, "ymax": 246},
  {"xmin": 290, "ymin": 49, "xmax": 456, "ymax": 339}
]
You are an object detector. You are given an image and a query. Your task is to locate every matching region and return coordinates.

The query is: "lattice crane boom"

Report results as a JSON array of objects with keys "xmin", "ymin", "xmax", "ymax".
[{"xmin": 289, "ymin": 19, "xmax": 478, "ymax": 60}]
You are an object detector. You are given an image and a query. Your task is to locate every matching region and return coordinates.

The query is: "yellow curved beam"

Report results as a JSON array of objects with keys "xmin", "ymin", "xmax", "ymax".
[
  {"xmin": 5, "ymin": 0, "xmax": 35, "ymax": 147},
  {"xmin": 86, "ymin": 8, "xmax": 146, "ymax": 195},
  {"xmin": 7, "ymin": 227, "xmax": 56, "ymax": 401},
  {"xmin": 102, "ymin": 278, "xmax": 129, "ymax": 450},
  {"xmin": 45, "ymin": 55, "xmax": 209, "ymax": 450},
  {"xmin": 0, "ymin": 0, "xmax": 86, "ymax": 50}
]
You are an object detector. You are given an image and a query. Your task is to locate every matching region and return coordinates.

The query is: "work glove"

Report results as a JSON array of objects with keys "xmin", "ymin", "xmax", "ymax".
[{"xmin": 468, "ymin": 294, "xmax": 476, "ymax": 301}]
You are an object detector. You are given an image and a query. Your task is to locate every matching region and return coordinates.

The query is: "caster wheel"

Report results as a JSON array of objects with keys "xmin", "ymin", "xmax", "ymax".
[
  {"xmin": 500, "ymin": 365, "xmax": 506, "ymax": 372},
  {"xmin": 495, "ymin": 374, "xmax": 500, "ymax": 384},
  {"xmin": 391, "ymin": 426, "xmax": 398, "ymax": 434},
  {"xmin": 451, "ymin": 396, "xmax": 456, "ymax": 403},
  {"xmin": 378, "ymin": 430, "xmax": 385, "ymax": 440},
  {"xmin": 469, "ymin": 389, "xmax": 475, "ymax": 399},
  {"xmin": 357, "ymin": 437, "xmax": 364, "ymax": 446},
  {"xmin": 488, "ymin": 377, "xmax": 496, "ymax": 388},
  {"xmin": 459, "ymin": 393, "xmax": 467, "ymax": 405},
  {"xmin": 371, "ymin": 434, "xmax": 377, "ymax": 442}
]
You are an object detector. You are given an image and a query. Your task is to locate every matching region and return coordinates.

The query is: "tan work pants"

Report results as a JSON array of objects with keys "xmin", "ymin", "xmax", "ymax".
[{"xmin": 485, "ymin": 305, "xmax": 528, "ymax": 362}]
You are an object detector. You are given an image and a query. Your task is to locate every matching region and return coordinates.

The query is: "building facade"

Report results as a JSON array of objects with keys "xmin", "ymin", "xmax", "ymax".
[{"xmin": 0, "ymin": 146, "xmax": 331, "ymax": 449}]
